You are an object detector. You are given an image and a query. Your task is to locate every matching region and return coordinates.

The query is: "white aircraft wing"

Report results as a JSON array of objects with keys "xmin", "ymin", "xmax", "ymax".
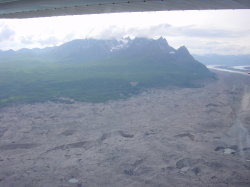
[{"xmin": 0, "ymin": 0, "xmax": 250, "ymax": 19}]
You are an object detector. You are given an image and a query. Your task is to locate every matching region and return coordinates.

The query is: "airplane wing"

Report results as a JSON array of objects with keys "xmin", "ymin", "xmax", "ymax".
[{"xmin": 0, "ymin": 0, "xmax": 250, "ymax": 19}]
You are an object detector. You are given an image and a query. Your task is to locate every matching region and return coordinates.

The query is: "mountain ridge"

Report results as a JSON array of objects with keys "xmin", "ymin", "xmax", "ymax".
[
  {"xmin": 193, "ymin": 54, "xmax": 250, "ymax": 66},
  {"xmin": 0, "ymin": 37, "xmax": 193, "ymax": 62},
  {"xmin": 0, "ymin": 37, "xmax": 214, "ymax": 106},
  {"xmin": 0, "ymin": 37, "xmax": 206, "ymax": 70}
]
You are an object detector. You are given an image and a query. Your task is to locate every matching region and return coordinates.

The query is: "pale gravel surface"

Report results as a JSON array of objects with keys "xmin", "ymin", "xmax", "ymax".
[{"xmin": 0, "ymin": 71, "xmax": 250, "ymax": 187}]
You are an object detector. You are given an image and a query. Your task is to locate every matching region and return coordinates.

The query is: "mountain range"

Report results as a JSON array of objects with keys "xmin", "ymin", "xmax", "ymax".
[
  {"xmin": 193, "ymin": 54, "xmax": 250, "ymax": 66},
  {"xmin": 0, "ymin": 37, "xmax": 214, "ymax": 106},
  {"xmin": 1, "ymin": 37, "xmax": 207, "ymax": 66}
]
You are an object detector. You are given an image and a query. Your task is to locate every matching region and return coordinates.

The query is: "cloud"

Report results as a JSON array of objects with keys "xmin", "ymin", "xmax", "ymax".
[
  {"xmin": 92, "ymin": 24, "xmax": 172, "ymax": 39},
  {"xmin": 37, "ymin": 36, "xmax": 60, "ymax": 46},
  {"xmin": 21, "ymin": 36, "xmax": 34, "ymax": 44},
  {"xmin": 0, "ymin": 24, "xmax": 15, "ymax": 42},
  {"xmin": 0, "ymin": 10, "xmax": 250, "ymax": 55},
  {"xmin": 81, "ymin": 23, "xmax": 250, "ymax": 55},
  {"xmin": 172, "ymin": 25, "xmax": 250, "ymax": 38},
  {"xmin": 87, "ymin": 23, "xmax": 250, "ymax": 41}
]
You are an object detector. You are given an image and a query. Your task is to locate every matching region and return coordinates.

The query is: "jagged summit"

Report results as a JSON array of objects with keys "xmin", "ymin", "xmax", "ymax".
[
  {"xmin": 177, "ymin": 46, "xmax": 189, "ymax": 53},
  {"xmin": 173, "ymin": 46, "xmax": 194, "ymax": 61},
  {"xmin": 156, "ymin": 36, "xmax": 169, "ymax": 45},
  {"xmin": 52, "ymin": 37, "xmax": 175, "ymax": 55}
]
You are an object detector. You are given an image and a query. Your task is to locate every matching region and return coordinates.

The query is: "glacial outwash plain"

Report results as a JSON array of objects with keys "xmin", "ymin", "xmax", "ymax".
[{"xmin": 0, "ymin": 70, "xmax": 250, "ymax": 187}]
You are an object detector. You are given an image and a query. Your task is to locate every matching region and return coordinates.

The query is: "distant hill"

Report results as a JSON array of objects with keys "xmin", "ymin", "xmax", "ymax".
[
  {"xmin": 0, "ymin": 37, "xmax": 214, "ymax": 106},
  {"xmin": 193, "ymin": 54, "xmax": 250, "ymax": 66}
]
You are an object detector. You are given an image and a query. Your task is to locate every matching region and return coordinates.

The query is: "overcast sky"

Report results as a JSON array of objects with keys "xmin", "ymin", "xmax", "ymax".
[{"xmin": 0, "ymin": 9, "xmax": 250, "ymax": 55}]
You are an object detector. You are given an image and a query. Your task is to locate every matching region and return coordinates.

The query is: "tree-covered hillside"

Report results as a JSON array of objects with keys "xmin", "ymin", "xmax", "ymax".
[{"xmin": 0, "ymin": 38, "xmax": 215, "ymax": 107}]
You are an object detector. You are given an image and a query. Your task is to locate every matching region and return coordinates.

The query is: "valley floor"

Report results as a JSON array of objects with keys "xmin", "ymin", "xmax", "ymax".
[{"xmin": 0, "ymin": 71, "xmax": 250, "ymax": 187}]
